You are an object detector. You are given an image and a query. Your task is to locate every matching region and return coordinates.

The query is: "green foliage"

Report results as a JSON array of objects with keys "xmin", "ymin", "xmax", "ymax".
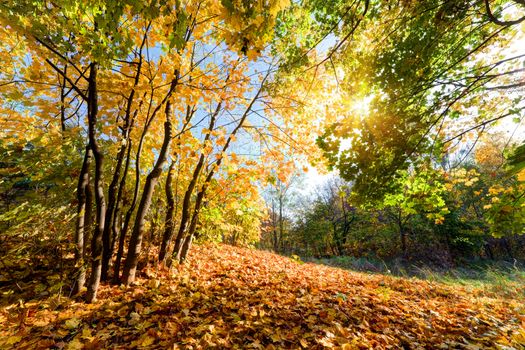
[
  {"xmin": 314, "ymin": 0, "xmax": 521, "ymax": 201},
  {"xmin": 289, "ymin": 143, "xmax": 525, "ymax": 262},
  {"xmin": 0, "ymin": 138, "xmax": 80, "ymax": 290},
  {"xmin": 507, "ymin": 142, "xmax": 525, "ymax": 175},
  {"xmin": 380, "ymin": 166, "xmax": 449, "ymax": 224},
  {"xmin": 1, "ymin": 1, "xmax": 154, "ymax": 65}
]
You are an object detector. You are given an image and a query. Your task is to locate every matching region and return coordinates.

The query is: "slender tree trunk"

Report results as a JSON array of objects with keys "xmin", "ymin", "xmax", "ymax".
[
  {"xmin": 485, "ymin": 241, "xmax": 494, "ymax": 260},
  {"xmin": 159, "ymin": 106, "xmax": 192, "ymax": 265},
  {"xmin": 279, "ymin": 194, "xmax": 284, "ymax": 252},
  {"xmin": 169, "ymin": 180, "xmax": 193, "ymax": 265},
  {"xmin": 73, "ymin": 146, "xmax": 92, "ymax": 294},
  {"xmin": 333, "ymin": 223, "xmax": 344, "ymax": 256},
  {"xmin": 115, "ymin": 92, "xmax": 162, "ymax": 281},
  {"xmin": 112, "ymin": 138, "xmax": 133, "ymax": 283},
  {"xmin": 177, "ymin": 191, "xmax": 207, "ymax": 264},
  {"xmin": 101, "ymin": 137, "xmax": 129, "ymax": 281},
  {"xmin": 59, "ymin": 65, "xmax": 68, "ymax": 133},
  {"xmin": 122, "ymin": 100, "xmax": 173, "ymax": 285},
  {"xmin": 273, "ymin": 229, "xmax": 278, "ymax": 252},
  {"xmin": 101, "ymin": 41, "xmax": 145, "ymax": 281},
  {"xmin": 115, "ymin": 129, "xmax": 146, "ymax": 280},
  {"xmin": 86, "ymin": 62, "xmax": 107, "ymax": 303},
  {"xmin": 170, "ymin": 103, "xmax": 222, "ymax": 265},
  {"xmin": 178, "ymin": 187, "xmax": 206, "ymax": 263},
  {"xmin": 144, "ymin": 198, "xmax": 161, "ymax": 269},
  {"xmin": 397, "ymin": 211, "xmax": 408, "ymax": 258},
  {"xmin": 443, "ymin": 229, "xmax": 453, "ymax": 259},
  {"xmin": 159, "ymin": 161, "xmax": 176, "ymax": 264},
  {"xmin": 179, "ymin": 231, "xmax": 194, "ymax": 263},
  {"xmin": 116, "ymin": 70, "xmax": 178, "ymax": 280},
  {"xmin": 84, "ymin": 177, "xmax": 93, "ymax": 257},
  {"xmin": 113, "ymin": 138, "xmax": 133, "ymax": 284},
  {"xmin": 271, "ymin": 201, "xmax": 278, "ymax": 252},
  {"xmin": 178, "ymin": 70, "xmax": 268, "ymax": 264},
  {"xmin": 400, "ymin": 227, "xmax": 407, "ymax": 257},
  {"xmin": 329, "ymin": 242, "xmax": 338, "ymax": 256}
]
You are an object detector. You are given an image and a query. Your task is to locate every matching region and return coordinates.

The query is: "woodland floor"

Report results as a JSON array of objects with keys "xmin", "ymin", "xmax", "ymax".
[{"xmin": 1, "ymin": 243, "xmax": 524, "ymax": 349}]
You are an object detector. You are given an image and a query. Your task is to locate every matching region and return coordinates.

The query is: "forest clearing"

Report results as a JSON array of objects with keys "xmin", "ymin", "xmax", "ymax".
[{"xmin": 1, "ymin": 0, "xmax": 525, "ymax": 349}]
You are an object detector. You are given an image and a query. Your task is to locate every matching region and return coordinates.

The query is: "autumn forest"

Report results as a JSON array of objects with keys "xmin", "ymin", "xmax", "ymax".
[{"xmin": 1, "ymin": 0, "xmax": 525, "ymax": 348}]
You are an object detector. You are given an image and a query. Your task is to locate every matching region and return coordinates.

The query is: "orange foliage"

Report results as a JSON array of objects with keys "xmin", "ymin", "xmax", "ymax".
[{"xmin": 1, "ymin": 244, "xmax": 523, "ymax": 349}]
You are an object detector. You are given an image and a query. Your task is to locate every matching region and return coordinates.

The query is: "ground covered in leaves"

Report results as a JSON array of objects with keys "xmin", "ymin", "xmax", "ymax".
[{"xmin": 1, "ymin": 244, "xmax": 524, "ymax": 349}]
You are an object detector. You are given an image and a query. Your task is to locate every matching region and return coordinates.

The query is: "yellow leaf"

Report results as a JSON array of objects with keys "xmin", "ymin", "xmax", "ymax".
[
  {"xmin": 81, "ymin": 327, "xmax": 94, "ymax": 341},
  {"xmin": 65, "ymin": 318, "xmax": 81, "ymax": 330},
  {"xmin": 140, "ymin": 335, "xmax": 156, "ymax": 347},
  {"xmin": 5, "ymin": 336, "xmax": 22, "ymax": 345},
  {"xmin": 246, "ymin": 49, "xmax": 259, "ymax": 61},
  {"xmin": 147, "ymin": 279, "xmax": 160, "ymax": 289},
  {"xmin": 66, "ymin": 338, "xmax": 83, "ymax": 350},
  {"xmin": 117, "ymin": 306, "xmax": 129, "ymax": 317}
]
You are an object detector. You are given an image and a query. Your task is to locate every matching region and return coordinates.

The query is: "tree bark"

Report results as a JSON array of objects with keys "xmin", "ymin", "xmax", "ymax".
[
  {"xmin": 170, "ymin": 103, "xmax": 222, "ymax": 265},
  {"xmin": 122, "ymin": 100, "xmax": 173, "ymax": 285},
  {"xmin": 59, "ymin": 65, "xmax": 68, "ymax": 133},
  {"xmin": 73, "ymin": 146, "xmax": 92, "ymax": 295},
  {"xmin": 159, "ymin": 160, "xmax": 176, "ymax": 264},
  {"xmin": 101, "ymin": 38, "xmax": 145, "ymax": 281},
  {"xmin": 112, "ymin": 137, "xmax": 133, "ymax": 284},
  {"xmin": 178, "ymin": 185, "xmax": 206, "ymax": 263},
  {"xmin": 86, "ymin": 62, "xmax": 107, "ymax": 303},
  {"xmin": 115, "ymin": 74, "xmax": 175, "ymax": 280},
  {"xmin": 400, "ymin": 227, "xmax": 407, "ymax": 257},
  {"xmin": 279, "ymin": 193, "xmax": 284, "ymax": 253},
  {"xmin": 101, "ymin": 136, "xmax": 130, "ymax": 281},
  {"xmin": 272, "ymin": 200, "xmax": 278, "ymax": 252},
  {"xmin": 176, "ymin": 73, "xmax": 268, "ymax": 263},
  {"xmin": 115, "ymin": 123, "xmax": 147, "ymax": 280}
]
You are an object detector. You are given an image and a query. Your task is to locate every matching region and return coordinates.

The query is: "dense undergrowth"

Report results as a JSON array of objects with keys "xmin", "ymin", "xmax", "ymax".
[{"xmin": 1, "ymin": 243, "xmax": 524, "ymax": 349}]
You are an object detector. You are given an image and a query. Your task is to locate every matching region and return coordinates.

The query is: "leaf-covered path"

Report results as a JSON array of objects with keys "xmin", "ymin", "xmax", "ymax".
[{"xmin": 1, "ymin": 244, "xmax": 524, "ymax": 349}]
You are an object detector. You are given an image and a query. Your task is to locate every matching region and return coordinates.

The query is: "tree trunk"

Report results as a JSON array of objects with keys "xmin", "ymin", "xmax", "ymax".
[
  {"xmin": 144, "ymin": 198, "xmax": 161, "ymax": 269},
  {"xmin": 279, "ymin": 193, "xmax": 284, "ymax": 252},
  {"xmin": 159, "ymin": 160, "xmax": 176, "ymax": 264},
  {"xmin": 397, "ymin": 211, "xmax": 408, "ymax": 258},
  {"xmin": 333, "ymin": 223, "xmax": 344, "ymax": 256},
  {"xmin": 115, "ymin": 130, "xmax": 146, "ymax": 280},
  {"xmin": 177, "ymin": 186, "xmax": 206, "ymax": 263},
  {"xmin": 101, "ymin": 136, "xmax": 129, "ymax": 281},
  {"xmin": 400, "ymin": 228, "xmax": 407, "ymax": 258},
  {"xmin": 170, "ymin": 103, "xmax": 222, "ymax": 266},
  {"xmin": 179, "ymin": 232, "xmax": 194, "ymax": 263},
  {"xmin": 86, "ymin": 62, "xmax": 107, "ymax": 303},
  {"xmin": 171, "ymin": 161, "xmax": 205, "ymax": 264},
  {"xmin": 122, "ymin": 100, "xmax": 173, "ymax": 285},
  {"xmin": 177, "ymin": 70, "xmax": 267, "ymax": 264},
  {"xmin": 73, "ymin": 146, "xmax": 92, "ymax": 295},
  {"xmin": 59, "ymin": 65, "xmax": 68, "ymax": 133},
  {"xmin": 272, "ymin": 201, "xmax": 278, "ymax": 252},
  {"xmin": 112, "ymin": 138, "xmax": 133, "ymax": 284},
  {"xmin": 484, "ymin": 241, "xmax": 494, "ymax": 260},
  {"xmin": 102, "ymin": 45, "xmax": 144, "ymax": 281},
  {"xmin": 114, "ymin": 97, "xmax": 159, "ymax": 280}
]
